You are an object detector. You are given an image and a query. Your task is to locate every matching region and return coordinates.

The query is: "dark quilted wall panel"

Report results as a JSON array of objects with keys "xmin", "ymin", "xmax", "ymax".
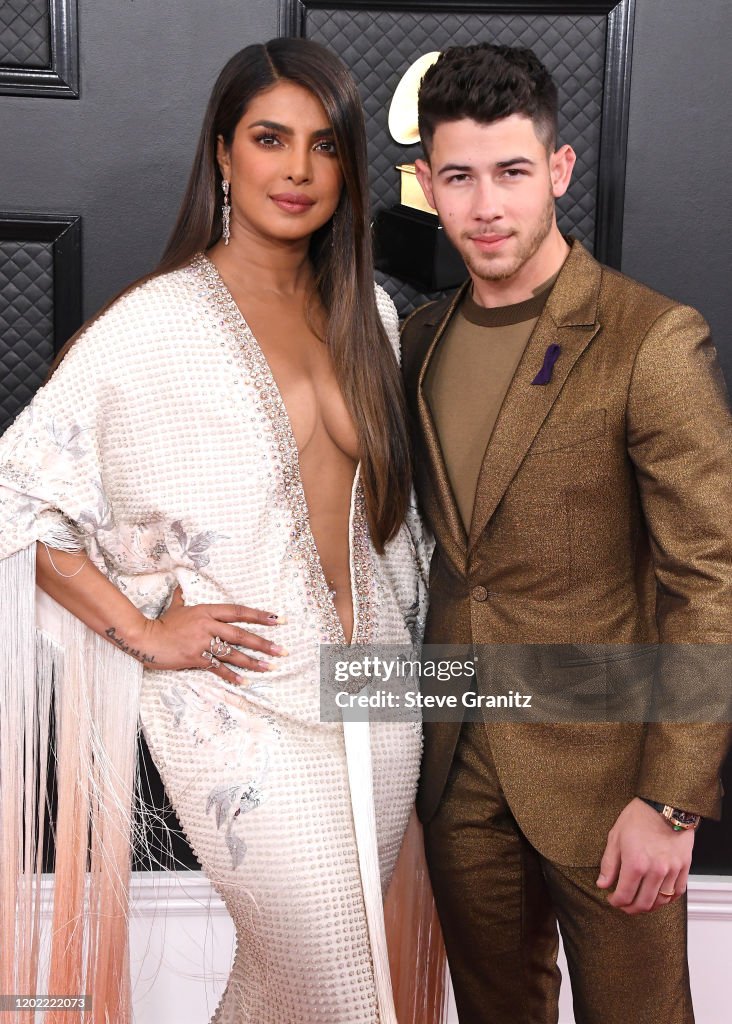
[
  {"xmin": 0, "ymin": 241, "xmax": 54, "ymax": 434},
  {"xmin": 0, "ymin": 0, "xmax": 50, "ymax": 68},
  {"xmin": 306, "ymin": 8, "xmax": 605, "ymax": 315}
]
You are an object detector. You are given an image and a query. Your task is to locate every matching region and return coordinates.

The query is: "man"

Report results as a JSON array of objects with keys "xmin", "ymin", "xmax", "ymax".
[{"xmin": 401, "ymin": 43, "xmax": 732, "ymax": 1023}]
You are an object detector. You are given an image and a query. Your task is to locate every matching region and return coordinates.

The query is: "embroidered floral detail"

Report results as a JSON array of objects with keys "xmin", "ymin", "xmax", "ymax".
[
  {"xmin": 92, "ymin": 518, "xmax": 227, "ymax": 606},
  {"xmin": 160, "ymin": 685, "xmax": 187, "ymax": 728},
  {"xmin": 169, "ymin": 520, "xmax": 224, "ymax": 571},
  {"xmin": 1, "ymin": 408, "xmax": 93, "ymax": 492},
  {"xmin": 76, "ymin": 481, "xmax": 114, "ymax": 534},
  {"xmin": 189, "ymin": 253, "xmax": 377, "ymax": 646},
  {"xmin": 161, "ymin": 683, "xmax": 212, "ymax": 740},
  {"xmin": 206, "ymin": 764, "xmax": 269, "ymax": 870},
  {"xmin": 403, "ymin": 496, "xmax": 432, "ymax": 645},
  {"xmin": 162, "ymin": 680, "xmax": 276, "ymax": 868},
  {"xmin": 105, "ymin": 521, "xmax": 171, "ymax": 572},
  {"xmin": 37, "ymin": 418, "xmax": 97, "ymax": 488},
  {"xmin": 403, "ymin": 595, "xmax": 422, "ymax": 642},
  {"xmin": 238, "ymin": 678, "xmax": 276, "ymax": 706},
  {"xmin": 45, "ymin": 419, "xmax": 89, "ymax": 459}
]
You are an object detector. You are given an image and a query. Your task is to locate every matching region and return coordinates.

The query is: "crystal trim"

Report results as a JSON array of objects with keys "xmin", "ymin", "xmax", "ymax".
[{"xmin": 187, "ymin": 252, "xmax": 375, "ymax": 646}]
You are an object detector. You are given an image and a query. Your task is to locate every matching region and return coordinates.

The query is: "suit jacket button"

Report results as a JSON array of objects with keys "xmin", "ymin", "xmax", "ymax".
[{"xmin": 471, "ymin": 585, "xmax": 488, "ymax": 602}]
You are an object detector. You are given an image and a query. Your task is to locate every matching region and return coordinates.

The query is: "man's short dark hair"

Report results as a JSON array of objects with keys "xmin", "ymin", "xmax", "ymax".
[{"xmin": 417, "ymin": 43, "xmax": 558, "ymax": 158}]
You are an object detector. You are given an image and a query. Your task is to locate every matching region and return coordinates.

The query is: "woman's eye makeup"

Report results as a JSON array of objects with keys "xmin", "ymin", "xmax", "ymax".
[
  {"xmin": 250, "ymin": 131, "xmax": 335, "ymax": 153},
  {"xmin": 254, "ymin": 132, "xmax": 280, "ymax": 146}
]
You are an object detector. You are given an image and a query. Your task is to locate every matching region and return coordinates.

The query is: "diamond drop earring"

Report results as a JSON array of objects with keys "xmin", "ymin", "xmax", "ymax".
[{"xmin": 222, "ymin": 179, "xmax": 231, "ymax": 245}]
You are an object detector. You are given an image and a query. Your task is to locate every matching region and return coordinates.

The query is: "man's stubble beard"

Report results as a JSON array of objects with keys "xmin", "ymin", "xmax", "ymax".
[{"xmin": 460, "ymin": 189, "xmax": 555, "ymax": 283}]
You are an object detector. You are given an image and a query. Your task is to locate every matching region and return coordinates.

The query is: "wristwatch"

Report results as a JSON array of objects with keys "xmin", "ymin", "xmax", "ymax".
[{"xmin": 641, "ymin": 798, "xmax": 701, "ymax": 832}]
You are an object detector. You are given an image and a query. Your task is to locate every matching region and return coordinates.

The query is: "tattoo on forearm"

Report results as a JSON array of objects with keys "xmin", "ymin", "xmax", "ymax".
[{"xmin": 105, "ymin": 626, "xmax": 156, "ymax": 664}]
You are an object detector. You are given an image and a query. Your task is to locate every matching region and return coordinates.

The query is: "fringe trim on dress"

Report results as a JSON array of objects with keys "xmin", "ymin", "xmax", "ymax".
[
  {"xmin": 0, "ymin": 546, "xmax": 142, "ymax": 1024},
  {"xmin": 1, "ymin": 546, "xmax": 446, "ymax": 1024},
  {"xmin": 385, "ymin": 810, "xmax": 449, "ymax": 1024}
]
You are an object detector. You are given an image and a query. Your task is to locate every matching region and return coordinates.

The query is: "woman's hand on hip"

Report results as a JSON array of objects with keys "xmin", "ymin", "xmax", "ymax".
[{"xmin": 137, "ymin": 586, "xmax": 288, "ymax": 684}]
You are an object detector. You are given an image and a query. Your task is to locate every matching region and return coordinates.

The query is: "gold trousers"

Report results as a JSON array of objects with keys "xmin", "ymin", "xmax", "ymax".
[{"xmin": 424, "ymin": 722, "xmax": 693, "ymax": 1024}]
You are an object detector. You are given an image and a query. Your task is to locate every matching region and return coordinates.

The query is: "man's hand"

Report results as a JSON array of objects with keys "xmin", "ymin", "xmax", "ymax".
[{"xmin": 596, "ymin": 797, "xmax": 694, "ymax": 915}]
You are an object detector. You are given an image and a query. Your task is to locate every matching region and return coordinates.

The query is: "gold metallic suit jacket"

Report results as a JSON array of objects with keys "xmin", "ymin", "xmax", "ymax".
[{"xmin": 401, "ymin": 240, "xmax": 732, "ymax": 865}]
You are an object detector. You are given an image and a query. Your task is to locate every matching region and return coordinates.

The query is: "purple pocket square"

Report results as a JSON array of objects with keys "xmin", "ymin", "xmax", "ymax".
[{"xmin": 531, "ymin": 343, "xmax": 561, "ymax": 385}]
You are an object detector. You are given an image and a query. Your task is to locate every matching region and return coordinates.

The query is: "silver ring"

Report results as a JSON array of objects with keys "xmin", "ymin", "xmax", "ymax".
[
  {"xmin": 210, "ymin": 636, "xmax": 232, "ymax": 658},
  {"xmin": 201, "ymin": 650, "xmax": 221, "ymax": 668}
]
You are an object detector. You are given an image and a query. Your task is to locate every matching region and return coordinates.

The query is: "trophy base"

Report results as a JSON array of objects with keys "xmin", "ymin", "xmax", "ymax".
[{"xmin": 373, "ymin": 205, "xmax": 467, "ymax": 293}]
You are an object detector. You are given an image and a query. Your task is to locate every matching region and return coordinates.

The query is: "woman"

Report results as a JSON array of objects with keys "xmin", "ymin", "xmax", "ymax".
[{"xmin": 0, "ymin": 38, "xmax": 444, "ymax": 1024}]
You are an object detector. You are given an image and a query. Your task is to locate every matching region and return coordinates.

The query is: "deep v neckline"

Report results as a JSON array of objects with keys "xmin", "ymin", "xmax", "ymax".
[{"xmin": 192, "ymin": 252, "xmax": 374, "ymax": 647}]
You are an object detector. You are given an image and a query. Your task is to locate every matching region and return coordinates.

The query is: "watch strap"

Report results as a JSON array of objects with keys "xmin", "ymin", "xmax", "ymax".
[{"xmin": 640, "ymin": 798, "xmax": 701, "ymax": 831}]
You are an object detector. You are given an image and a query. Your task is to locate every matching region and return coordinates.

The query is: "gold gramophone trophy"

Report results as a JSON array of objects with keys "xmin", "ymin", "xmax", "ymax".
[{"xmin": 373, "ymin": 52, "xmax": 466, "ymax": 292}]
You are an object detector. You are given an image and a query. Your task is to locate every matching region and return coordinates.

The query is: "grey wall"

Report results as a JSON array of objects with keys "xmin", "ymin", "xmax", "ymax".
[
  {"xmin": 622, "ymin": 0, "xmax": 732, "ymax": 874},
  {"xmin": 623, "ymin": 0, "xmax": 731, "ymax": 385},
  {"xmin": 1, "ymin": 0, "xmax": 277, "ymax": 318},
  {"xmin": 2, "ymin": 0, "xmax": 729, "ymax": 379}
]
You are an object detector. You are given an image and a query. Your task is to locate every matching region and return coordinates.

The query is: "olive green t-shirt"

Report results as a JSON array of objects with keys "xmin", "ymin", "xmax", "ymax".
[{"xmin": 424, "ymin": 280, "xmax": 554, "ymax": 533}]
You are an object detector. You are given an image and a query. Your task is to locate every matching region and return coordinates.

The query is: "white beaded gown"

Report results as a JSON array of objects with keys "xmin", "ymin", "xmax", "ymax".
[{"xmin": 0, "ymin": 255, "xmax": 430, "ymax": 1023}]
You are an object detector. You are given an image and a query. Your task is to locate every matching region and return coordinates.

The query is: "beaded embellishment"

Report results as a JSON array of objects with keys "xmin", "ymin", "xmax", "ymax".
[{"xmin": 188, "ymin": 253, "xmax": 375, "ymax": 646}]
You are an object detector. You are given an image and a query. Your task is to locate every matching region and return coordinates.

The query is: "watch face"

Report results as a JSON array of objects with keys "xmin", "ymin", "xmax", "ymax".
[{"xmin": 665, "ymin": 807, "xmax": 701, "ymax": 829}]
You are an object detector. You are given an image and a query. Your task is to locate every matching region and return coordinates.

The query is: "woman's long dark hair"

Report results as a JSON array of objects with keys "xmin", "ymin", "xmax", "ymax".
[
  {"xmin": 163, "ymin": 38, "xmax": 411, "ymax": 549},
  {"xmin": 53, "ymin": 38, "xmax": 411, "ymax": 550}
]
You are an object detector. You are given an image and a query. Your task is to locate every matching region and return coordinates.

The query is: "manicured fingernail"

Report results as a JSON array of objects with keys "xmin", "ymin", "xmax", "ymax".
[
  {"xmin": 267, "ymin": 613, "xmax": 288, "ymax": 624},
  {"xmin": 272, "ymin": 645, "xmax": 289, "ymax": 656},
  {"xmin": 258, "ymin": 660, "xmax": 274, "ymax": 670}
]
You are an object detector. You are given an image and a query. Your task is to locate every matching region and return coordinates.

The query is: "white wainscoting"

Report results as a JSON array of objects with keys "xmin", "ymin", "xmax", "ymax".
[
  {"xmin": 124, "ymin": 873, "xmax": 732, "ymax": 1023},
  {"xmin": 555, "ymin": 877, "xmax": 732, "ymax": 1024}
]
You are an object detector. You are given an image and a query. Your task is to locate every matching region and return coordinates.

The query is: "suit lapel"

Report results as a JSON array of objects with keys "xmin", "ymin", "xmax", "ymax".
[
  {"xmin": 414, "ymin": 282, "xmax": 471, "ymax": 575},
  {"xmin": 468, "ymin": 241, "xmax": 603, "ymax": 553}
]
